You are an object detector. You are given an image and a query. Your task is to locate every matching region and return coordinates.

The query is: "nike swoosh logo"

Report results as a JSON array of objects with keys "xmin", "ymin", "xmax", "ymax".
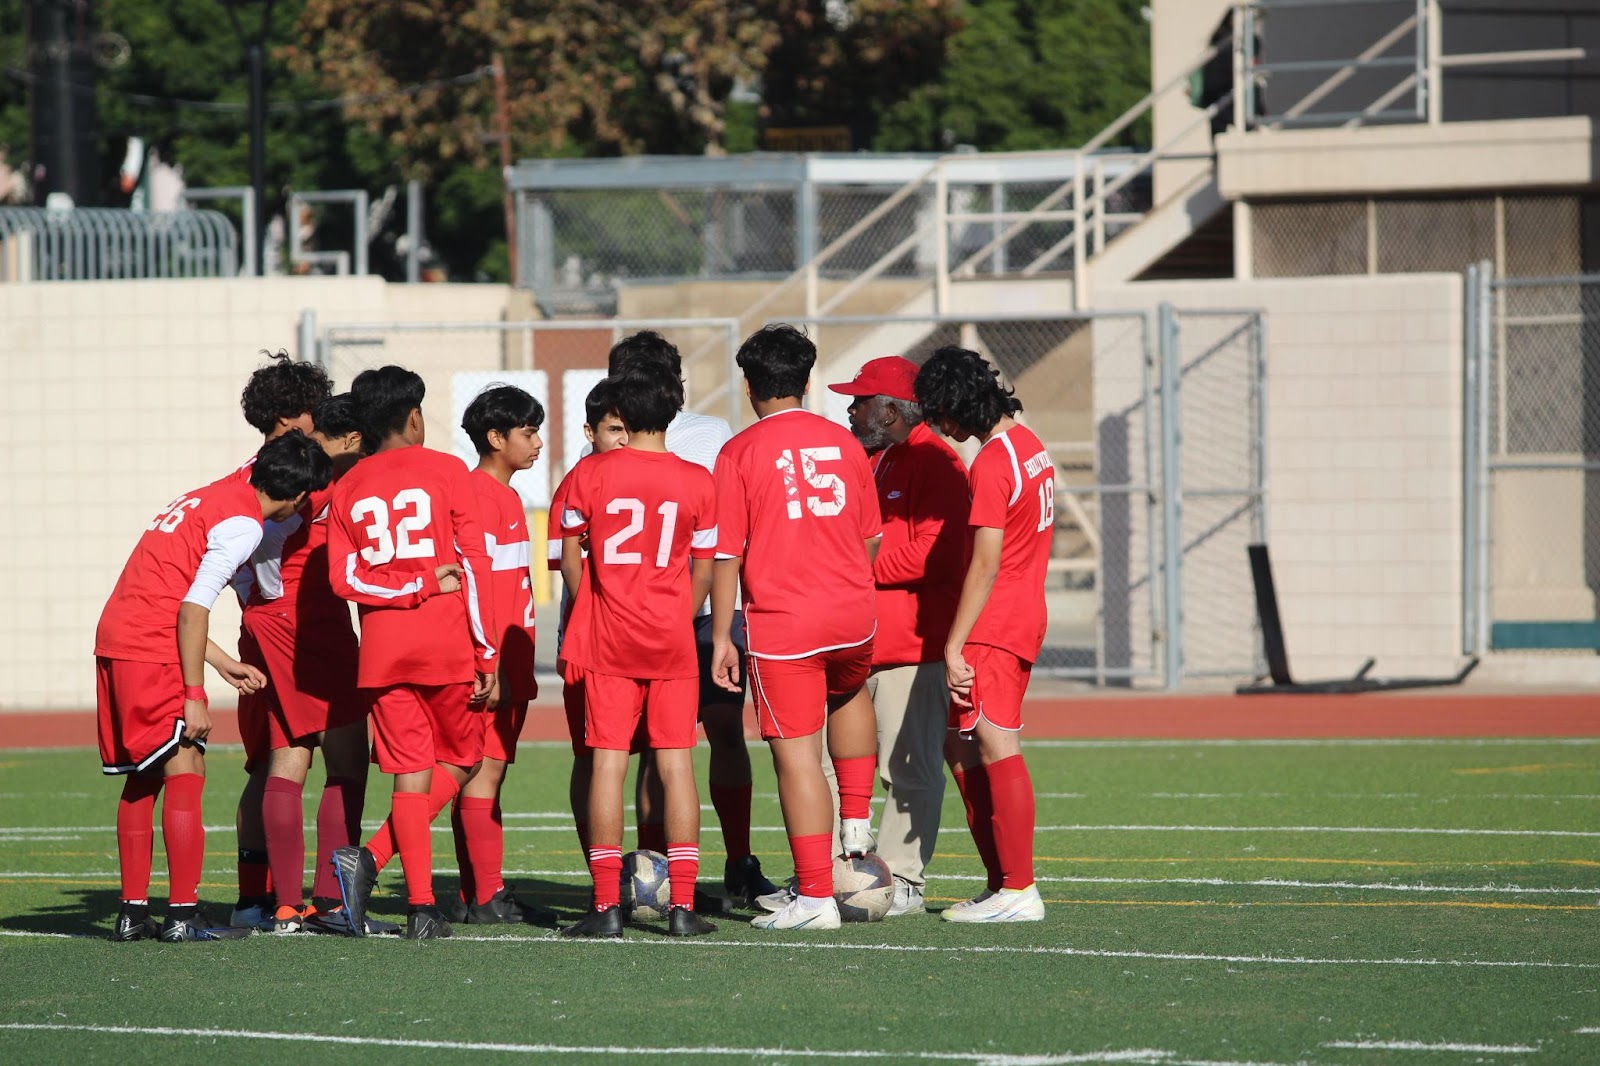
[{"xmin": 509, "ymin": 521, "xmax": 520, "ymax": 530}]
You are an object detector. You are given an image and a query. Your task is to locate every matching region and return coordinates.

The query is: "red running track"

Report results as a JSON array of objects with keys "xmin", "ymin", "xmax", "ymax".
[{"xmin": 3, "ymin": 693, "xmax": 1596, "ymax": 750}]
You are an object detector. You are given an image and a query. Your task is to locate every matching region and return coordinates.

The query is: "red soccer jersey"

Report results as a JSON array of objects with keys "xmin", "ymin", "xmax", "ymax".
[
  {"xmin": 966, "ymin": 423, "xmax": 1055, "ymax": 662},
  {"xmin": 470, "ymin": 468, "xmax": 537, "ymax": 701},
  {"xmin": 546, "ymin": 467, "xmax": 575, "ymax": 573},
  {"xmin": 327, "ymin": 445, "xmax": 496, "ymax": 688},
  {"xmin": 714, "ymin": 407, "xmax": 880, "ymax": 659},
  {"xmin": 558, "ymin": 449, "xmax": 716, "ymax": 679},
  {"xmin": 245, "ymin": 483, "xmax": 349, "ymax": 625},
  {"xmin": 96, "ymin": 478, "xmax": 265, "ymax": 664}
]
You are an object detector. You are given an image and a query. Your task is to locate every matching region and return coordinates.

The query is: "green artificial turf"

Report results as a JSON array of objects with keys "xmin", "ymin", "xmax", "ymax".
[{"xmin": 0, "ymin": 738, "xmax": 1597, "ymax": 1064}]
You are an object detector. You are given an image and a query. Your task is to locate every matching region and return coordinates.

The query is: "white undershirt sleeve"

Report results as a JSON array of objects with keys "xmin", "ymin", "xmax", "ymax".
[{"xmin": 184, "ymin": 516, "xmax": 266, "ymax": 609}]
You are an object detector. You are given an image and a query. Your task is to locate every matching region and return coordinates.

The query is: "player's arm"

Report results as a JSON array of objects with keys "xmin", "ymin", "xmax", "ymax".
[
  {"xmin": 448, "ymin": 467, "xmax": 499, "ymax": 697},
  {"xmin": 327, "ymin": 505, "xmax": 458, "ymax": 608},
  {"xmin": 873, "ymin": 458, "xmax": 968, "ymax": 585},
  {"xmin": 557, "ymin": 474, "xmax": 592, "ymax": 632},
  {"xmin": 205, "ymin": 639, "xmax": 266, "ymax": 694},
  {"xmin": 689, "ymin": 479, "xmax": 717, "ymax": 617},
  {"xmin": 709, "ymin": 455, "xmax": 745, "ymax": 691},
  {"xmin": 177, "ymin": 515, "xmax": 265, "ymax": 740},
  {"xmin": 559, "ymin": 534, "xmax": 584, "ymax": 630},
  {"xmin": 943, "ymin": 526, "xmax": 1003, "ymax": 707}
]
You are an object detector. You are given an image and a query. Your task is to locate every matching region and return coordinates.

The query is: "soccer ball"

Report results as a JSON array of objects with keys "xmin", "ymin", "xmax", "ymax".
[
  {"xmin": 619, "ymin": 849, "xmax": 671, "ymax": 921},
  {"xmin": 833, "ymin": 853, "xmax": 894, "ymax": 922}
]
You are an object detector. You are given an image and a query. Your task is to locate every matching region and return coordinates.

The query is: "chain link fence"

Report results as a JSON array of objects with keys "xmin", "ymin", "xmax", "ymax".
[{"xmin": 1466, "ymin": 267, "xmax": 1600, "ymax": 653}]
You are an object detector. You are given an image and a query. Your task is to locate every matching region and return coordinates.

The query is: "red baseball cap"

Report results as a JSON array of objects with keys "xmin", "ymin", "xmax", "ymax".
[{"xmin": 827, "ymin": 356, "xmax": 919, "ymax": 402}]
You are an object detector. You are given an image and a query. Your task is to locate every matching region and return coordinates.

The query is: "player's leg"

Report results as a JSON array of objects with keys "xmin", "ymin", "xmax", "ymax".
[
  {"xmin": 648, "ymin": 676, "xmax": 715, "ymax": 936},
  {"xmin": 872, "ymin": 661, "xmax": 948, "ymax": 916},
  {"xmin": 262, "ymin": 741, "xmax": 314, "ymax": 932},
  {"xmin": 748, "ymin": 656, "xmax": 840, "ymax": 931},
  {"xmin": 562, "ymin": 666, "xmax": 593, "ymax": 855},
  {"xmin": 99, "ymin": 658, "xmax": 162, "ymax": 941},
  {"xmin": 633, "ymin": 750, "xmax": 668, "ymax": 853},
  {"xmin": 158, "ymin": 743, "xmax": 248, "ymax": 941},
  {"xmin": 943, "ymin": 645, "xmax": 1040, "ymax": 923},
  {"xmin": 825, "ymin": 683, "xmax": 877, "ymax": 858},
  {"xmin": 696, "ymin": 611, "xmax": 775, "ymax": 904},
  {"xmin": 563, "ymin": 673, "xmax": 641, "ymax": 938},
  {"xmin": 231, "ymin": 630, "xmax": 274, "ymax": 927},
  {"xmin": 306, "ymin": 718, "xmax": 368, "ymax": 926}
]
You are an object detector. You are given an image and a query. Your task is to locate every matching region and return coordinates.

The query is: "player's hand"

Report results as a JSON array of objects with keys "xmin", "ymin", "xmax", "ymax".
[
  {"xmin": 471, "ymin": 671, "xmax": 495, "ymax": 703},
  {"xmin": 945, "ymin": 650, "xmax": 975, "ymax": 709},
  {"xmin": 217, "ymin": 659, "xmax": 268, "ymax": 694},
  {"xmin": 711, "ymin": 639, "xmax": 741, "ymax": 693},
  {"xmin": 435, "ymin": 564, "xmax": 463, "ymax": 594},
  {"xmin": 183, "ymin": 699, "xmax": 213, "ymax": 742}
]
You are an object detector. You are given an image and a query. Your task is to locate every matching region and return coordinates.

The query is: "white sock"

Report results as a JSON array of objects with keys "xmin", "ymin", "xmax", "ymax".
[{"xmin": 794, "ymin": 893, "xmax": 832, "ymax": 913}]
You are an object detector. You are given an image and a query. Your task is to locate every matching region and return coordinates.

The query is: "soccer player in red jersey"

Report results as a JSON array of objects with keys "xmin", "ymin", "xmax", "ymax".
[
  {"xmin": 243, "ymin": 394, "xmax": 378, "ymax": 935},
  {"xmin": 710, "ymin": 325, "xmax": 882, "ymax": 931},
  {"xmin": 326, "ymin": 365, "xmax": 498, "ymax": 940},
  {"xmin": 827, "ymin": 356, "xmax": 970, "ymax": 917},
  {"xmin": 96, "ymin": 432, "xmax": 331, "ymax": 942},
  {"xmin": 558, "ymin": 360, "xmax": 719, "ymax": 939},
  {"xmin": 549, "ymin": 378, "xmax": 629, "ymax": 859},
  {"xmin": 450, "ymin": 383, "xmax": 556, "ymax": 925},
  {"xmin": 229, "ymin": 352, "xmax": 334, "ymax": 929},
  {"xmin": 914, "ymin": 346, "xmax": 1053, "ymax": 923}
]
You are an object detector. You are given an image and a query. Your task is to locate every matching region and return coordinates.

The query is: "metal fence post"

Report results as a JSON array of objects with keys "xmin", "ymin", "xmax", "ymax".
[
  {"xmin": 1158, "ymin": 303, "xmax": 1184, "ymax": 689},
  {"xmin": 727, "ymin": 321, "xmax": 741, "ymax": 428},
  {"xmin": 1461, "ymin": 263, "xmax": 1480, "ymax": 654},
  {"xmin": 1473, "ymin": 260, "xmax": 1494, "ymax": 655},
  {"xmin": 406, "ymin": 179, "xmax": 423, "ymax": 284},
  {"xmin": 297, "ymin": 308, "xmax": 319, "ymax": 368}
]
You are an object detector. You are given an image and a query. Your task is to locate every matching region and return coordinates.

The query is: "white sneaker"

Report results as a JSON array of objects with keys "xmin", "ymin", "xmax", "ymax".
[
  {"xmin": 941, "ymin": 888, "xmax": 996, "ymax": 918},
  {"xmin": 750, "ymin": 895, "xmax": 842, "ymax": 930},
  {"xmin": 228, "ymin": 903, "xmax": 270, "ymax": 930},
  {"xmin": 756, "ymin": 876, "xmax": 799, "ymax": 913},
  {"xmin": 941, "ymin": 884, "xmax": 1044, "ymax": 923},
  {"xmin": 839, "ymin": 818, "xmax": 875, "ymax": 858},
  {"xmin": 885, "ymin": 877, "xmax": 925, "ymax": 917}
]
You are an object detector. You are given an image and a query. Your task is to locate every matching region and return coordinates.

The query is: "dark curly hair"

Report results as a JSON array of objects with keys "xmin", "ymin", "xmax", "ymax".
[
  {"xmin": 608, "ymin": 330, "xmax": 682, "ymax": 377},
  {"xmin": 240, "ymin": 350, "xmax": 332, "ymax": 435},
  {"xmin": 913, "ymin": 346, "xmax": 1022, "ymax": 436},
  {"xmin": 736, "ymin": 324, "xmax": 814, "ymax": 402}
]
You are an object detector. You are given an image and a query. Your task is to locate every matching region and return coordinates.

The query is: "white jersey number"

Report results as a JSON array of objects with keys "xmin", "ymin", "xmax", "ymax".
[
  {"xmin": 148, "ymin": 495, "xmax": 201, "ymax": 533},
  {"xmin": 775, "ymin": 447, "xmax": 846, "ymax": 519},
  {"xmin": 1037, "ymin": 480, "xmax": 1055, "ymax": 533},
  {"xmin": 351, "ymin": 489, "xmax": 436, "ymax": 565},
  {"xmin": 601, "ymin": 498, "xmax": 679, "ymax": 567}
]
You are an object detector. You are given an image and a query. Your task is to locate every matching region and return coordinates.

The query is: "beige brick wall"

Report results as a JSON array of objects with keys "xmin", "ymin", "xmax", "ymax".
[
  {"xmin": 0, "ymin": 277, "xmax": 511, "ymax": 710},
  {"xmin": 1094, "ymin": 273, "xmax": 1465, "ymax": 681}
]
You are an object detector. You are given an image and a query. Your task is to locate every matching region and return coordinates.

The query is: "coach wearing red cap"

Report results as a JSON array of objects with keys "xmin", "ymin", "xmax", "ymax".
[{"xmin": 827, "ymin": 356, "xmax": 969, "ymax": 916}]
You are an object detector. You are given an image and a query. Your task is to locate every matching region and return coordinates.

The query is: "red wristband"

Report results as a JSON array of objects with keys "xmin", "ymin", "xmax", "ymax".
[{"xmin": 183, "ymin": 685, "xmax": 208, "ymax": 703}]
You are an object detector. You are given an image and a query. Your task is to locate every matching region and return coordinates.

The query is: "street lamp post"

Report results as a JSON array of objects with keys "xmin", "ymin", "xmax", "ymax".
[{"xmin": 219, "ymin": 0, "xmax": 274, "ymax": 277}]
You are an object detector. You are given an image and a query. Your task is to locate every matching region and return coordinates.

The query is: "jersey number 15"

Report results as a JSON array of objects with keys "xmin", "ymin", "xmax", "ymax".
[{"xmin": 775, "ymin": 447, "xmax": 845, "ymax": 520}]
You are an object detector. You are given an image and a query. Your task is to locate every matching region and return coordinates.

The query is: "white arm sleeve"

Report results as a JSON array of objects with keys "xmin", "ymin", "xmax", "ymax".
[{"xmin": 183, "ymin": 516, "xmax": 266, "ymax": 609}]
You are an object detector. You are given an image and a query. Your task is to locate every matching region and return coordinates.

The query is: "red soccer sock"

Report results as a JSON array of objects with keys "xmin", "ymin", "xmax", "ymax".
[
  {"xmin": 667, "ymin": 842, "xmax": 699, "ymax": 909},
  {"xmin": 262, "ymin": 777, "xmax": 306, "ymax": 910},
  {"xmin": 831, "ymin": 755, "xmax": 876, "ymax": 821},
  {"xmin": 984, "ymin": 754, "xmax": 1037, "ymax": 891},
  {"xmin": 588, "ymin": 845, "xmax": 624, "ymax": 911},
  {"xmin": 391, "ymin": 791, "xmax": 435, "ymax": 906},
  {"xmin": 450, "ymin": 800, "xmax": 475, "ymax": 905},
  {"xmin": 708, "ymin": 783, "xmax": 753, "ymax": 860},
  {"xmin": 366, "ymin": 768, "xmax": 460, "ymax": 873},
  {"xmin": 456, "ymin": 796, "xmax": 503, "ymax": 905},
  {"xmin": 789, "ymin": 832, "xmax": 834, "ymax": 899},
  {"xmin": 162, "ymin": 773, "xmax": 206, "ymax": 907},
  {"xmin": 116, "ymin": 775, "xmax": 163, "ymax": 902},
  {"xmin": 311, "ymin": 778, "xmax": 361, "ymax": 902},
  {"xmin": 237, "ymin": 849, "xmax": 270, "ymax": 901},
  {"xmin": 636, "ymin": 820, "xmax": 667, "ymax": 854},
  {"xmin": 952, "ymin": 765, "xmax": 1002, "ymax": 892}
]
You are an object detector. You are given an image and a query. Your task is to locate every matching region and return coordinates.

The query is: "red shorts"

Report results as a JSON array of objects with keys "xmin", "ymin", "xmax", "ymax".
[
  {"xmin": 366, "ymin": 683, "xmax": 483, "ymax": 774},
  {"xmin": 243, "ymin": 607, "xmax": 364, "ymax": 750},
  {"xmin": 482, "ymin": 700, "xmax": 529, "ymax": 763},
  {"xmin": 96, "ymin": 657, "xmax": 197, "ymax": 775},
  {"xmin": 747, "ymin": 641, "xmax": 873, "ymax": 740},
  {"xmin": 236, "ymin": 628, "xmax": 271, "ymax": 773},
  {"xmin": 951, "ymin": 643, "xmax": 1032, "ymax": 735},
  {"xmin": 562, "ymin": 664, "xmax": 647, "ymax": 756},
  {"xmin": 583, "ymin": 670, "xmax": 698, "ymax": 751}
]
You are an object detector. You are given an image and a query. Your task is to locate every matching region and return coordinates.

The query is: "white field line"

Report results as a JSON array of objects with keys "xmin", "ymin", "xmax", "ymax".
[
  {"xmin": 7, "ymin": 823, "xmax": 1600, "ymax": 839},
  {"xmin": 1322, "ymin": 1041, "xmax": 1539, "ymax": 1053},
  {"xmin": 1575, "ymin": 1028, "xmax": 1600, "ymax": 1034},
  {"xmin": 0, "ymin": 1023, "xmax": 1169, "ymax": 1064},
  {"xmin": 4, "ymin": 868, "xmax": 1596, "ymax": 899},
  {"xmin": 0, "ymin": 927, "xmax": 1594, "ymax": 971}
]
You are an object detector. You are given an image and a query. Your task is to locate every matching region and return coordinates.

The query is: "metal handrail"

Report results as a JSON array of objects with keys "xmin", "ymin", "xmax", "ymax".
[{"xmin": 0, "ymin": 207, "xmax": 239, "ymax": 282}]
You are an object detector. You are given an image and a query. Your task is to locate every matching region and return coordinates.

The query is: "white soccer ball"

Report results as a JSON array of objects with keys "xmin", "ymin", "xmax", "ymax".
[
  {"xmin": 833, "ymin": 853, "xmax": 894, "ymax": 922},
  {"xmin": 619, "ymin": 849, "xmax": 671, "ymax": 921}
]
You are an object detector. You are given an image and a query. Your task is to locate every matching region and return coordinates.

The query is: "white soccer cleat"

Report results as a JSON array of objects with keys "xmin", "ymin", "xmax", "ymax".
[
  {"xmin": 749, "ymin": 894, "xmax": 842, "ymax": 931},
  {"xmin": 941, "ymin": 884, "xmax": 1043, "ymax": 923},
  {"xmin": 885, "ymin": 877, "xmax": 925, "ymax": 917},
  {"xmin": 228, "ymin": 903, "xmax": 270, "ymax": 930},
  {"xmin": 755, "ymin": 885, "xmax": 797, "ymax": 913},
  {"xmin": 940, "ymin": 888, "xmax": 996, "ymax": 918},
  {"xmin": 839, "ymin": 818, "xmax": 875, "ymax": 858}
]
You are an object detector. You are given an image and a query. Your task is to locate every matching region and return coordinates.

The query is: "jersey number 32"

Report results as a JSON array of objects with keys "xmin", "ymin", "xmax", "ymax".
[{"xmin": 351, "ymin": 489, "xmax": 435, "ymax": 564}]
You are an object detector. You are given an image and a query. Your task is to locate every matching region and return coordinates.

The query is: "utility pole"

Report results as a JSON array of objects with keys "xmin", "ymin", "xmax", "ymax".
[
  {"xmin": 220, "ymin": 0, "xmax": 274, "ymax": 276},
  {"xmin": 492, "ymin": 53, "xmax": 518, "ymax": 285},
  {"xmin": 29, "ymin": 0, "xmax": 100, "ymax": 207}
]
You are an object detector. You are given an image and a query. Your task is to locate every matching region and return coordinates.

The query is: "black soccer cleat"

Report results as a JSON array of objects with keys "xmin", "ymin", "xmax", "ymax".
[
  {"xmin": 112, "ymin": 904, "xmax": 157, "ymax": 942},
  {"xmin": 667, "ymin": 906, "xmax": 718, "ymax": 937},
  {"xmin": 159, "ymin": 911, "xmax": 253, "ymax": 942},
  {"xmin": 693, "ymin": 887, "xmax": 733, "ymax": 916},
  {"xmin": 303, "ymin": 905, "xmax": 401, "ymax": 937},
  {"xmin": 403, "ymin": 905, "xmax": 453, "ymax": 940},
  {"xmin": 330, "ymin": 845, "xmax": 377, "ymax": 938},
  {"xmin": 560, "ymin": 906, "xmax": 624, "ymax": 939},
  {"xmin": 724, "ymin": 855, "xmax": 781, "ymax": 906},
  {"xmin": 466, "ymin": 884, "xmax": 559, "ymax": 927}
]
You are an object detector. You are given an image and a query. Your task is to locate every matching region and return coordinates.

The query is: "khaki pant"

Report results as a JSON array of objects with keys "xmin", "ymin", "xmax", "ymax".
[{"xmin": 823, "ymin": 661, "xmax": 948, "ymax": 887}]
